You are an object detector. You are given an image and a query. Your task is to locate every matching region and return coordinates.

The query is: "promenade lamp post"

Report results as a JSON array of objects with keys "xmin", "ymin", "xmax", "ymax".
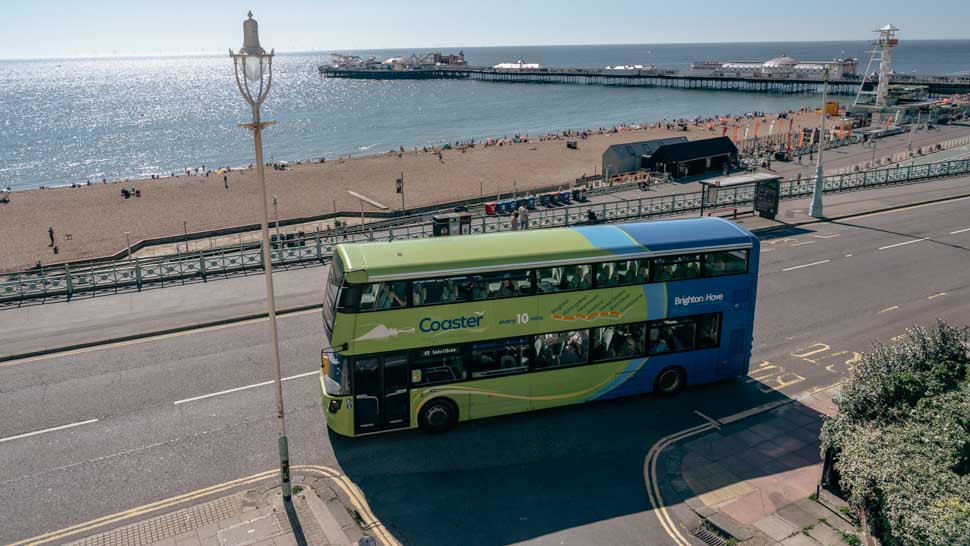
[
  {"xmin": 230, "ymin": 12, "xmax": 292, "ymax": 502},
  {"xmin": 809, "ymin": 69, "xmax": 829, "ymax": 219}
]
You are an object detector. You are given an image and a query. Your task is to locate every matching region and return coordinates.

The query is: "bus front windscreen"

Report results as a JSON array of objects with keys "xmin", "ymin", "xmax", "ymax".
[{"xmin": 323, "ymin": 257, "xmax": 344, "ymax": 333}]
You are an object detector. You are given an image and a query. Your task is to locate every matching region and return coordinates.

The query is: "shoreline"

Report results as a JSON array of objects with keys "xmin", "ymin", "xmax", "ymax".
[{"xmin": 7, "ymin": 106, "xmax": 823, "ymax": 195}]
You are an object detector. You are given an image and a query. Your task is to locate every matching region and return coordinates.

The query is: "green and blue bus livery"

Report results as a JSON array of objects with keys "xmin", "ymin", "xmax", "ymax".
[{"xmin": 321, "ymin": 217, "xmax": 759, "ymax": 436}]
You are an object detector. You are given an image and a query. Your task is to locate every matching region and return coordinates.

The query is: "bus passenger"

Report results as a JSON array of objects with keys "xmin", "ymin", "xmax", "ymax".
[
  {"xmin": 649, "ymin": 329, "xmax": 669, "ymax": 353},
  {"xmin": 616, "ymin": 336, "xmax": 639, "ymax": 358},
  {"xmin": 441, "ymin": 280, "xmax": 458, "ymax": 302},
  {"xmin": 635, "ymin": 264, "xmax": 650, "ymax": 284},
  {"xmin": 498, "ymin": 279, "xmax": 515, "ymax": 297},
  {"xmin": 560, "ymin": 344, "xmax": 582, "ymax": 365},
  {"xmin": 378, "ymin": 283, "xmax": 406, "ymax": 309},
  {"xmin": 413, "ymin": 284, "xmax": 428, "ymax": 306},
  {"xmin": 596, "ymin": 264, "xmax": 611, "ymax": 286}
]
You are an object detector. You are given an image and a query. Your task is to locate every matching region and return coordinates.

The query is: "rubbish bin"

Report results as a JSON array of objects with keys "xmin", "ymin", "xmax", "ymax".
[
  {"xmin": 559, "ymin": 190, "xmax": 572, "ymax": 205},
  {"xmin": 485, "ymin": 202, "xmax": 497, "ymax": 215},
  {"xmin": 432, "ymin": 212, "xmax": 472, "ymax": 236},
  {"xmin": 496, "ymin": 201, "xmax": 509, "ymax": 214},
  {"xmin": 539, "ymin": 193, "xmax": 552, "ymax": 207},
  {"xmin": 525, "ymin": 195, "xmax": 536, "ymax": 209},
  {"xmin": 572, "ymin": 188, "xmax": 587, "ymax": 202}
]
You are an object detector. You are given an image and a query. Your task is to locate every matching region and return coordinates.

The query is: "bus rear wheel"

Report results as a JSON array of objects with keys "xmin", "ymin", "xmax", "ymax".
[
  {"xmin": 419, "ymin": 399, "xmax": 457, "ymax": 433},
  {"xmin": 655, "ymin": 366, "xmax": 686, "ymax": 395}
]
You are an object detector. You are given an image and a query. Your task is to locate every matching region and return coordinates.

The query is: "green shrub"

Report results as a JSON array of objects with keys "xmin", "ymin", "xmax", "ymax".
[{"xmin": 820, "ymin": 322, "xmax": 970, "ymax": 546}]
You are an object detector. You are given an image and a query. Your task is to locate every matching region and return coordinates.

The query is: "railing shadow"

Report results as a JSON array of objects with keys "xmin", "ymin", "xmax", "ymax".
[{"xmin": 330, "ymin": 378, "xmax": 818, "ymax": 545}]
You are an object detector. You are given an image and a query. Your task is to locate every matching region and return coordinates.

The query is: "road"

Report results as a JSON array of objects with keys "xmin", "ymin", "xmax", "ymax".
[{"xmin": 1, "ymin": 196, "xmax": 969, "ymax": 545}]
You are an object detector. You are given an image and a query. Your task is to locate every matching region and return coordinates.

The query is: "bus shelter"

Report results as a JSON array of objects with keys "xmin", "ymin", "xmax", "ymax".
[{"xmin": 699, "ymin": 172, "xmax": 782, "ymax": 218}]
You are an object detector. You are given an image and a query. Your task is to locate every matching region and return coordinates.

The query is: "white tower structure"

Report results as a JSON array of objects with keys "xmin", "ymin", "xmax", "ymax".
[{"xmin": 854, "ymin": 24, "xmax": 899, "ymax": 107}]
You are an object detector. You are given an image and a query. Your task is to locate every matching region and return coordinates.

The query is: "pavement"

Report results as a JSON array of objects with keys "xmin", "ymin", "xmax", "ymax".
[
  {"xmin": 657, "ymin": 385, "xmax": 866, "ymax": 545},
  {"xmin": 3, "ymin": 174, "xmax": 970, "ymax": 545},
  {"xmin": 54, "ymin": 476, "xmax": 377, "ymax": 546}
]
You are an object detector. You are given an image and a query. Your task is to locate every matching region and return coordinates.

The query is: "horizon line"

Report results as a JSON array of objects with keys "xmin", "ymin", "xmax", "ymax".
[{"xmin": 3, "ymin": 36, "xmax": 969, "ymax": 62}]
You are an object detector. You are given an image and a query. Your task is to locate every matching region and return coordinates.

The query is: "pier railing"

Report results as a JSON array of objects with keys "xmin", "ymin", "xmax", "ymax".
[{"xmin": 3, "ymin": 157, "xmax": 969, "ymax": 304}]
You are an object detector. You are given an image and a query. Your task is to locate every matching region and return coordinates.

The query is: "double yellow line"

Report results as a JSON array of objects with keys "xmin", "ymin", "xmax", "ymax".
[
  {"xmin": 6, "ymin": 465, "xmax": 398, "ymax": 546},
  {"xmin": 644, "ymin": 382, "xmax": 843, "ymax": 545}
]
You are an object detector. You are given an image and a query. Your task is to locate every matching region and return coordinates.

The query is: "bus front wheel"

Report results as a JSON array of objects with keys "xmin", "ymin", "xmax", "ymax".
[
  {"xmin": 654, "ymin": 367, "xmax": 686, "ymax": 395},
  {"xmin": 419, "ymin": 398, "xmax": 457, "ymax": 433}
]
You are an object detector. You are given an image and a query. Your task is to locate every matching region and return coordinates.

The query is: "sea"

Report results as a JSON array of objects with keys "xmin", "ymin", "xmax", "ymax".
[{"xmin": 2, "ymin": 40, "xmax": 969, "ymax": 191}]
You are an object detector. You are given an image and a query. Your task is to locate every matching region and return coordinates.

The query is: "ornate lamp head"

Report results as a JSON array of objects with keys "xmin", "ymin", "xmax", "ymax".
[{"xmin": 231, "ymin": 11, "xmax": 274, "ymax": 108}]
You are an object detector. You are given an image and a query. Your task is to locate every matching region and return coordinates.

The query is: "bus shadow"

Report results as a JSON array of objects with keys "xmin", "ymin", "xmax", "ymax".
[{"xmin": 330, "ymin": 380, "xmax": 825, "ymax": 545}]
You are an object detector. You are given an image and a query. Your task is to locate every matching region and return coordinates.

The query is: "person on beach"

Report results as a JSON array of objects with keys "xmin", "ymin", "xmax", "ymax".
[
  {"xmin": 48, "ymin": 226, "xmax": 55, "ymax": 247},
  {"xmin": 518, "ymin": 205, "xmax": 529, "ymax": 230},
  {"xmin": 223, "ymin": 174, "xmax": 228, "ymax": 189}
]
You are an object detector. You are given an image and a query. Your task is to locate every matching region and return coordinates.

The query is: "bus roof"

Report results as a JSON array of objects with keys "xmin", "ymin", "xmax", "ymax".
[{"xmin": 336, "ymin": 217, "xmax": 756, "ymax": 282}]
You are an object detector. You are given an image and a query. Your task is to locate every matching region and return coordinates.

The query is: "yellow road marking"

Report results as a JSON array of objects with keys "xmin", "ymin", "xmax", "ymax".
[
  {"xmin": 6, "ymin": 464, "xmax": 399, "ymax": 546},
  {"xmin": 0, "ymin": 308, "xmax": 321, "ymax": 368},
  {"xmin": 645, "ymin": 381, "xmax": 844, "ymax": 545},
  {"xmin": 6, "ymin": 470, "xmax": 277, "ymax": 546}
]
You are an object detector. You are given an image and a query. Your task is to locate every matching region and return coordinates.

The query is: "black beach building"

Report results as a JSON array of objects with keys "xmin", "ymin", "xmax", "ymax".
[{"xmin": 645, "ymin": 136, "xmax": 739, "ymax": 179}]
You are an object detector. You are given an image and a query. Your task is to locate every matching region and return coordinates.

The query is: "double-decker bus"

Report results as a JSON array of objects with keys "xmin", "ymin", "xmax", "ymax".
[{"xmin": 321, "ymin": 217, "xmax": 759, "ymax": 436}]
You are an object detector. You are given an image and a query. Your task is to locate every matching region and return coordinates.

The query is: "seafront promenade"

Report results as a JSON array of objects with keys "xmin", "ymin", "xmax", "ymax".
[{"xmin": 0, "ymin": 110, "xmax": 829, "ymax": 272}]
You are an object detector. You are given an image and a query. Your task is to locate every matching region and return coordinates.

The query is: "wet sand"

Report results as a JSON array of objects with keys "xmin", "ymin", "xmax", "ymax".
[{"xmin": 0, "ymin": 111, "xmax": 821, "ymax": 272}]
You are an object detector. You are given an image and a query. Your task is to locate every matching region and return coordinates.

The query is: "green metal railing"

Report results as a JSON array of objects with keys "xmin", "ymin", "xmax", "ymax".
[{"xmin": 2, "ymin": 157, "xmax": 968, "ymax": 304}]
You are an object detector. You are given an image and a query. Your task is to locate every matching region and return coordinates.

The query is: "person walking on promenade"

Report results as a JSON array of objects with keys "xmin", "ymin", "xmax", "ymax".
[
  {"xmin": 223, "ymin": 174, "xmax": 228, "ymax": 189},
  {"xmin": 511, "ymin": 211, "xmax": 520, "ymax": 231},
  {"xmin": 48, "ymin": 226, "xmax": 55, "ymax": 247},
  {"xmin": 518, "ymin": 205, "xmax": 530, "ymax": 230}
]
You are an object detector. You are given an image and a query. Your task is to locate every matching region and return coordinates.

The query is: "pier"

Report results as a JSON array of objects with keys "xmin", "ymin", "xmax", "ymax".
[{"xmin": 318, "ymin": 65, "xmax": 970, "ymax": 96}]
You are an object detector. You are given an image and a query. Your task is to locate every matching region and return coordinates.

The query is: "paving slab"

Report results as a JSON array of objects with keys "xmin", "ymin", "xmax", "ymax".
[
  {"xmin": 752, "ymin": 514, "xmax": 800, "ymax": 542},
  {"xmin": 805, "ymin": 522, "xmax": 851, "ymax": 546}
]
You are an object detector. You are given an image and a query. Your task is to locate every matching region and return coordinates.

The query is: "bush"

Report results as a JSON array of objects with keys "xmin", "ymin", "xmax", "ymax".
[{"xmin": 821, "ymin": 322, "xmax": 970, "ymax": 546}]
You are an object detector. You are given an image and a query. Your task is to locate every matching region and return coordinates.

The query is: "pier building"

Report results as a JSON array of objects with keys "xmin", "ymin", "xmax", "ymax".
[{"xmin": 689, "ymin": 56, "xmax": 858, "ymax": 80}]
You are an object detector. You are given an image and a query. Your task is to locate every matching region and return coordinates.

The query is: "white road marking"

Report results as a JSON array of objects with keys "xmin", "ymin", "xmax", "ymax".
[
  {"xmin": 878, "ymin": 238, "xmax": 929, "ymax": 250},
  {"xmin": 693, "ymin": 410, "xmax": 721, "ymax": 429},
  {"xmin": 0, "ymin": 418, "xmax": 99, "ymax": 444},
  {"xmin": 782, "ymin": 260, "xmax": 830, "ymax": 272},
  {"xmin": 844, "ymin": 254, "xmax": 853, "ymax": 257},
  {"xmin": 761, "ymin": 248, "xmax": 774, "ymax": 253},
  {"xmin": 850, "ymin": 195, "xmax": 970, "ymax": 221},
  {"xmin": 950, "ymin": 228, "xmax": 970, "ymax": 235},
  {"xmin": 928, "ymin": 292, "xmax": 947, "ymax": 299},
  {"xmin": 0, "ymin": 307, "xmax": 322, "ymax": 369},
  {"xmin": 814, "ymin": 233, "xmax": 841, "ymax": 239},
  {"xmin": 791, "ymin": 241, "xmax": 816, "ymax": 247},
  {"xmin": 173, "ymin": 371, "xmax": 319, "ymax": 405},
  {"xmin": 878, "ymin": 306, "xmax": 899, "ymax": 314}
]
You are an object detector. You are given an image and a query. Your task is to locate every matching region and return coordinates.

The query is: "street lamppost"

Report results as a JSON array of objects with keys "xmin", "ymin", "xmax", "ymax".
[
  {"xmin": 809, "ymin": 69, "xmax": 829, "ymax": 219},
  {"xmin": 230, "ymin": 12, "xmax": 292, "ymax": 502}
]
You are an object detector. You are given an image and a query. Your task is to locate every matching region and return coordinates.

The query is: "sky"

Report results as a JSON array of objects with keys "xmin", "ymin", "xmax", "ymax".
[{"xmin": 2, "ymin": 0, "xmax": 968, "ymax": 59}]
